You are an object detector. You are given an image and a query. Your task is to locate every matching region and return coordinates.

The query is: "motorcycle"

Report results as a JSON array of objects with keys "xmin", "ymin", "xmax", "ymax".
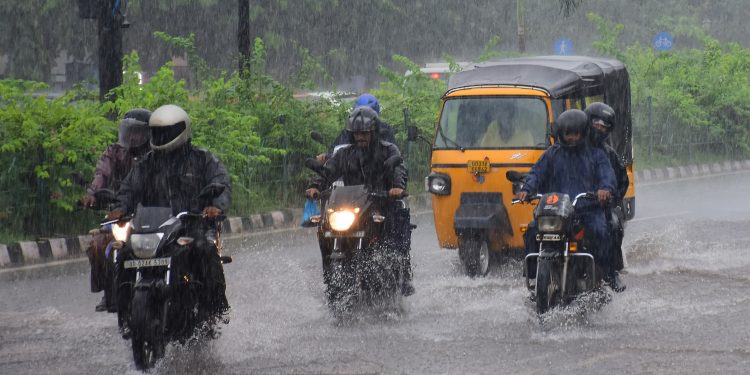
[
  {"xmin": 305, "ymin": 156, "xmax": 411, "ymax": 319},
  {"xmin": 507, "ymin": 172, "xmax": 603, "ymax": 315},
  {"xmin": 106, "ymin": 183, "xmax": 232, "ymax": 370},
  {"xmin": 84, "ymin": 189, "xmax": 122, "ymax": 313}
]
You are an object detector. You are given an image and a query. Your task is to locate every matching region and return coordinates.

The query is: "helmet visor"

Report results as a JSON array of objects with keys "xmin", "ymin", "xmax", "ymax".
[
  {"xmin": 151, "ymin": 121, "xmax": 186, "ymax": 147},
  {"xmin": 118, "ymin": 119, "xmax": 150, "ymax": 148}
]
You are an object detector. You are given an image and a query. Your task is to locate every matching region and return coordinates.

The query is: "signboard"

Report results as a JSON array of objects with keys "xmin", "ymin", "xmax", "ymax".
[
  {"xmin": 653, "ymin": 32, "xmax": 673, "ymax": 51},
  {"xmin": 554, "ymin": 38, "xmax": 574, "ymax": 56}
]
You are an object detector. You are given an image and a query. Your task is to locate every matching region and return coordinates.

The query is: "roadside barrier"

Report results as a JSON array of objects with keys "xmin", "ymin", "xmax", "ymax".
[{"xmin": 2, "ymin": 160, "xmax": 748, "ymax": 268}]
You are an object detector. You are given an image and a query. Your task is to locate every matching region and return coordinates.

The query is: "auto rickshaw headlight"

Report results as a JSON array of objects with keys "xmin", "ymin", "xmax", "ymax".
[
  {"xmin": 538, "ymin": 216, "xmax": 564, "ymax": 233},
  {"xmin": 329, "ymin": 210, "xmax": 356, "ymax": 231},
  {"xmin": 426, "ymin": 173, "xmax": 451, "ymax": 195}
]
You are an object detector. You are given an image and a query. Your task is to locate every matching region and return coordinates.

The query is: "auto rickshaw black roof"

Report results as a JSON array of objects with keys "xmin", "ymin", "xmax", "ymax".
[{"xmin": 445, "ymin": 55, "xmax": 633, "ymax": 164}]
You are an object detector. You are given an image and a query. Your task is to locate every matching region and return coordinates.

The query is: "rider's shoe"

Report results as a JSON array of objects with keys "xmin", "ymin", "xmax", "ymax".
[
  {"xmin": 401, "ymin": 281, "xmax": 415, "ymax": 296},
  {"xmin": 119, "ymin": 322, "xmax": 131, "ymax": 340},
  {"xmin": 606, "ymin": 272, "xmax": 626, "ymax": 293},
  {"xmin": 95, "ymin": 296, "xmax": 107, "ymax": 312}
]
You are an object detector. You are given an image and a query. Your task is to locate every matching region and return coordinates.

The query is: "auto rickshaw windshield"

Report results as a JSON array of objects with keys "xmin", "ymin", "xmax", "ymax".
[{"xmin": 435, "ymin": 97, "xmax": 550, "ymax": 149}]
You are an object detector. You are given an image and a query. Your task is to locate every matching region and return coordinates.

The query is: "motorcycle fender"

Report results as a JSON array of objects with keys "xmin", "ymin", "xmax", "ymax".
[
  {"xmin": 538, "ymin": 248, "xmax": 561, "ymax": 261},
  {"xmin": 453, "ymin": 192, "xmax": 512, "ymax": 236},
  {"xmin": 134, "ymin": 278, "xmax": 167, "ymax": 297}
]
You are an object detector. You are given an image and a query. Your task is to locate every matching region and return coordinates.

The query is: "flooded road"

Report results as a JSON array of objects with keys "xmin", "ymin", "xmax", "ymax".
[{"xmin": 1, "ymin": 172, "xmax": 749, "ymax": 374}]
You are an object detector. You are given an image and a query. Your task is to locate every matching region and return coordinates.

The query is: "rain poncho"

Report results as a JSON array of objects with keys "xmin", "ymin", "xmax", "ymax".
[
  {"xmin": 310, "ymin": 140, "xmax": 407, "ymax": 192},
  {"xmin": 522, "ymin": 143, "xmax": 616, "ymax": 273},
  {"xmin": 115, "ymin": 143, "xmax": 231, "ymax": 216}
]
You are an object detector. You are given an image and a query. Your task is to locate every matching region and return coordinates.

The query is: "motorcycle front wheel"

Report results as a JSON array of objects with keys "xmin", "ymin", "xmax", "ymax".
[
  {"xmin": 535, "ymin": 258, "xmax": 561, "ymax": 315},
  {"xmin": 130, "ymin": 289, "xmax": 166, "ymax": 370}
]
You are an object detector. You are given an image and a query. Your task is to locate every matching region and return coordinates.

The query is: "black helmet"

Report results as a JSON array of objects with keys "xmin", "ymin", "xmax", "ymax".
[
  {"xmin": 346, "ymin": 106, "xmax": 379, "ymax": 133},
  {"xmin": 118, "ymin": 108, "xmax": 152, "ymax": 148},
  {"xmin": 554, "ymin": 109, "xmax": 589, "ymax": 148},
  {"xmin": 584, "ymin": 102, "xmax": 615, "ymax": 129},
  {"xmin": 123, "ymin": 108, "xmax": 152, "ymax": 124}
]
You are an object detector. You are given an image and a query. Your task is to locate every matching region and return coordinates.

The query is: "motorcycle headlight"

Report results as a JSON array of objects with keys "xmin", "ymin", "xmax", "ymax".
[
  {"xmin": 426, "ymin": 173, "xmax": 451, "ymax": 195},
  {"xmin": 130, "ymin": 233, "xmax": 163, "ymax": 258},
  {"xmin": 538, "ymin": 216, "xmax": 564, "ymax": 233},
  {"xmin": 329, "ymin": 210, "xmax": 356, "ymax": 232},
  {"xmin": 111, "ymin": 221, "xmax": 131, "ymax": 242}
]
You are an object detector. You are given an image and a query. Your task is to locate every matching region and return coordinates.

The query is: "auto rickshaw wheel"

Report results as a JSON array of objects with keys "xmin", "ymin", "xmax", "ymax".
[{"xmin": 458, "ymin": 233, "xmax": 490, "ymax": 277}]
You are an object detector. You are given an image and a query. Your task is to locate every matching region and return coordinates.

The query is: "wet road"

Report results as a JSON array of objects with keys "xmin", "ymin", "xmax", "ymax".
[{"xmin": 2, "ymin": 171, "xmax": 750, "ymax": 374}]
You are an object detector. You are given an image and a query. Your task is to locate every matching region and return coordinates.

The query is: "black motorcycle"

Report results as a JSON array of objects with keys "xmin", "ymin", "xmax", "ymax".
[
  {"xmin": 507, "ymin": 172, "xmax": 602, "ymax": 315},
  {"xmin": 306, "ymin": 157, "xmax": 410, "ymax": 319},
  {"xmin": 108, "ymin": 184, "xmax": 231, "ymax": 370}
]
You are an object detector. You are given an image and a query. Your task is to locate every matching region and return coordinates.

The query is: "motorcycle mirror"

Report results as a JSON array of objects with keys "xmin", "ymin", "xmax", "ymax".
[{"xmin": 310, "ymin": 131, "xmax": 326, "ymax": 146}]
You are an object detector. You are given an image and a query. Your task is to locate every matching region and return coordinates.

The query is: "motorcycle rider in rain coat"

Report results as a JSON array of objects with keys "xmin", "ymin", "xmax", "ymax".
[
  {"xmin": 109, "ymin": 104, "xmax": 232, "ymax": 335},
  {"xmin": 517, "ymin": 109, "xmax": 617, "ymax": 286},
  {"xmin": 306, "ymin": 106, "xmax": 414, "ymax": 295},
  {"xmin": 585, "ymin": 102, "xmax": 628, "ymax": 292},
  {"xmin": 81, "ymin": 108, "xmax": 151, "ymax": 312}
]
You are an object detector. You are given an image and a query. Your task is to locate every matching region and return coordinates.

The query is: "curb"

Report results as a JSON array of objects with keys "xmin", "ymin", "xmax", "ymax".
[
  {"xmin": 4, "ymin": 158, "xmax": 750, "ymax": 269},
  {"xmin": 634, "ymin": 159, "xmax": 750, "ymax": 183},
  {"xmin": 0, "ymin": 194, "xmax": 434, "ymax": 269}
]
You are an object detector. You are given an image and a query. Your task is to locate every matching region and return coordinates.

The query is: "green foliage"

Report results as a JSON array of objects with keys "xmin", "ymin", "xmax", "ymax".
[
  {"xmin": 0, "ymin": 79, "xmax": 111, "ymax": 235},
  {"xmin": 374, "ymin": 55, "xmax": 445, "ymax": 140},
  {"xmin": 587, "ymin": 13, "xmax": 750, "ymax": 163}
]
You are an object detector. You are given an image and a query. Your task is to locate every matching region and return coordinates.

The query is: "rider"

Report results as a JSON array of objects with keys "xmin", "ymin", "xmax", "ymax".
[
  {"xmin": 108, "ymin": 104, "xmax": 232, "ymax": 334},
  {"xmin": 81, "ymin": 108, "xmax": 151, "ymax": 312},
  {"xmin": 585, "ymin": 102, "xmax": 628, "ymax": 292},
  {"xmin": 516, "ymin": 109, "xmax": 617, "ymax": 288},
  {"xmin": 317, "ymin": 93, "xmax": 396, "ymax": 162},
  {"xmin": 305, "ymin": 105, "xmax": 414, "ymax": 295}
]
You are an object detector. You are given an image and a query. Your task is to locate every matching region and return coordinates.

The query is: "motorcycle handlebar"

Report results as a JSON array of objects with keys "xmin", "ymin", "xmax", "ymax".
[
  {"xmin": 511, "ymin": 194, "xmax": 542, "ymax": 205},
  {"xmin": 370, "ymin": 191, "xmax": 409, "ymax": 199}
]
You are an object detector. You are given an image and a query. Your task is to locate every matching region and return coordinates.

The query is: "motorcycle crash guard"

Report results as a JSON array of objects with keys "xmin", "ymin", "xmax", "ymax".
[{"xmin": 453, "ymin": 192, "xmax": 512, "ymax": 236}]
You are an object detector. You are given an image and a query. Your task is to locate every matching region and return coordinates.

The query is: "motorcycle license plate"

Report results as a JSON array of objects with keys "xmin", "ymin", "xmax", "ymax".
[
  {"xmin": 467, "ymin": 160, "xmax": 490, "ymax": 174},
  {"xmin": 124, "ymin": 257, "xmax": 170, "ymax": 269}
]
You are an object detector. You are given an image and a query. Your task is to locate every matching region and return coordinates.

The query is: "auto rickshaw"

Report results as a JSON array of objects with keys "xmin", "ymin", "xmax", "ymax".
[{"xmin": 426, "ymin": 56, "xmax": 635, "ymax": 277}]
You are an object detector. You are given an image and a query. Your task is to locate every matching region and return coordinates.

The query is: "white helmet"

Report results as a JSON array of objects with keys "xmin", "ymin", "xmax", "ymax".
[{"xmin": 149, "ymin": 104, "xmax": 191, "ymax": 152}]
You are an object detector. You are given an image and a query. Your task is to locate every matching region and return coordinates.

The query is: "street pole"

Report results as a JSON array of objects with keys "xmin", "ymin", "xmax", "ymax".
[
  {"xmin": 238, "ymin": 0, "xmax": 251, "ymax": 73},
  {"xmin": 517, "ymin": 0, "xmax": 526, "ymax": 53},
  {"xmin": 97, "ymin": 0, "xmax": 123, "ymax": 103},
  {"xmin": 647, "ymin": 96, "xmax": 653, "ymax": 158}
]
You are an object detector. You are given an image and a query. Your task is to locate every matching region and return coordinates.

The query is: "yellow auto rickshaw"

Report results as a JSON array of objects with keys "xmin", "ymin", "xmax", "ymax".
[{"xmin": 426, "ymin": 56, "xmax": 635, "ymax": 277}]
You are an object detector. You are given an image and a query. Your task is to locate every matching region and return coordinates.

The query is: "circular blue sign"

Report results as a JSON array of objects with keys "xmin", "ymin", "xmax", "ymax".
[
  {"xmin": 653, "ymin": 32, "xmax": 673, "ymax": 51},
  {"xmin": 554, "ymin": 38, "xmax": 574, "ymax": 56}
]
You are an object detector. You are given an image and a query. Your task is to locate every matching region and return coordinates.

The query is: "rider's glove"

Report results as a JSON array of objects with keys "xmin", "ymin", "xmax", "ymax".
[
  {"xmin": 106, "ymin": 209, "xmax": 124, "ymax": 221},
  {"xmin": 81, "ymin": 195, "xmax": 96, "ymax": 208},
  {"xmin": 202, "ymin": 206, "xmax": 223, "ymax": 219}
]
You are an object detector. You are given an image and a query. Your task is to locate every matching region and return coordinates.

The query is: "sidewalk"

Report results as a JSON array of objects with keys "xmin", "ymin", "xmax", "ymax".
[{"xmin": 3, "ymin": 160, "xmax": 750, "ymax": 268}]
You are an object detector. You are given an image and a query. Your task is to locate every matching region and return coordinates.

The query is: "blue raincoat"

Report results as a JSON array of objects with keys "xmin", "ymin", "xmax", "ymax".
[{"xmin": 522, "ymin": 143, "xmax": 616, "ymax": 273}]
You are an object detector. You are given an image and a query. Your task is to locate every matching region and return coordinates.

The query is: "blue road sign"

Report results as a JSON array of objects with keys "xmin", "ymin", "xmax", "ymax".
[
  {"xmin": 653, "ymin": 32, "xmax": 673, "ymax": 51},
  {"xmin": 554, "ymin": 38, "xmax": 574, "ymax": 56}
]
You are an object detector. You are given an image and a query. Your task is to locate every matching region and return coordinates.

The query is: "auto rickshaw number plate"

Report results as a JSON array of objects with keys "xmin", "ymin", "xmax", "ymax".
[{"xmin": 467, "ymin": 160, "xmax": 490, "ymax": 174}]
